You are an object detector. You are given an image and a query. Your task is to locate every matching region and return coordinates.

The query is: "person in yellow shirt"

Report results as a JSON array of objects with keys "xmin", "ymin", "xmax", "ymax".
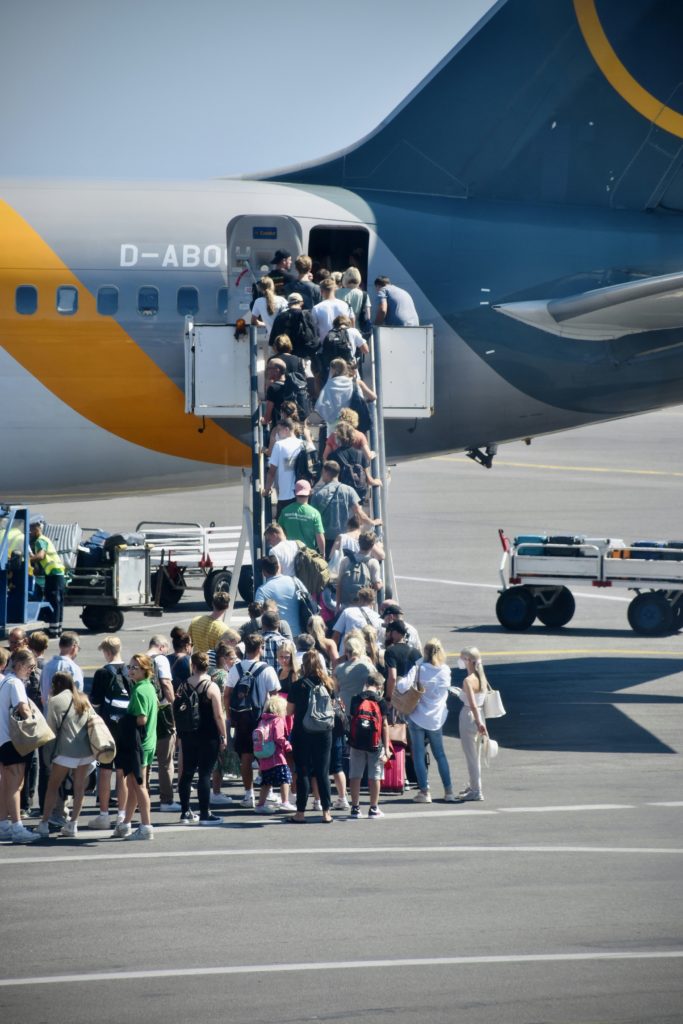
[{"xmin": 188, "ymin": 591, "xmax": 233, "ymax": 655}]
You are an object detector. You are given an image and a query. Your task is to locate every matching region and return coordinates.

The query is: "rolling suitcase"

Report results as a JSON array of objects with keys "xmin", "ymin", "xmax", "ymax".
[
  {"xmin": 631, "ymin": 540, "xmax": 666, "ymax": 560},
  {"xmin": 381, "ymin": 747, "xmax": 405, "ymax": 793},
  {"xmin": 514, "ymin": 534, "xmax": 546, "ymax": 556}
]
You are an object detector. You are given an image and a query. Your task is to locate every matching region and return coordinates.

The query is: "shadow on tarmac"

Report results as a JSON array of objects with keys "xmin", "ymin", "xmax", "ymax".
[{"xmin": 445, "ymin": 658, "xmax": 682, "ymax": 755}]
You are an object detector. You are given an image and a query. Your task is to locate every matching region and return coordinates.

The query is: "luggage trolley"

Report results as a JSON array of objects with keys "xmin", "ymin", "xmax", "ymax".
[
  {"xmin": 137, "ymin": 521, "xmax": 253, "ymax": 610},
  {"xmin": 496, "ymin": 530, "xmax": 683, "ymax": 635}
]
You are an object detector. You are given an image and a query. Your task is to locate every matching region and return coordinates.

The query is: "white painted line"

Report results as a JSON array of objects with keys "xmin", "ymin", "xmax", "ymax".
[
  {"xmin": 1, "ymin": 950, "xmax": 682, "ymax": 987},
  {"xmin": 395, "ymin": 575, "xmax": 630, "ymax": 602},
  {"xmin": 3, "ymin": 843, "xmax": 682, "ymax": 867},
  {"xmin": 501, "ymin": 804, "xmax": 633, "ymax": 813},
  {"xmin": 648, "ymin": 801, "xmax": 683, "ymax": 807}
]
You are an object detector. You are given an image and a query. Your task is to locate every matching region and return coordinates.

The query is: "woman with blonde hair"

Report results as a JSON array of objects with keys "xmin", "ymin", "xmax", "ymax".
[
  {"xmin": 251, "ymin": 276, "xmax": 288, "ymax": 333},
  {"xmin": 396, "ymin": 638, "xmax": 456, "ymax": 803},
  {"xmin": 36, "ymin": 671, "xmax": 94, "ymax": 839},
  {"xmin": 307, "ymin": 614, "xmax": 338, "ymax": 668},
  {"xmin": 457, "ymin": 647, "xmax": 489, "ymax": 801},
  {"xmin": 337, "ymin": 267, "xmax": 372, "ymax": 334},
  {"xmin": 323, "ymin": 406, "xmax": 375, "ymax": 462}
]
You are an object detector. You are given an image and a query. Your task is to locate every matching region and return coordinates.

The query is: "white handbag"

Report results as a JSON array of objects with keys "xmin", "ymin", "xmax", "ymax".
[{"xmin": 483, "ymin": 686, "xmax": 506, "ymax": 719}]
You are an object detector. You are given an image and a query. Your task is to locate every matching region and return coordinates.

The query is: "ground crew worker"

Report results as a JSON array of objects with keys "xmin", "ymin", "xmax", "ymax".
[{"xmin": 29, "ymin": 516, "xmax": 66, "ymax": 637}]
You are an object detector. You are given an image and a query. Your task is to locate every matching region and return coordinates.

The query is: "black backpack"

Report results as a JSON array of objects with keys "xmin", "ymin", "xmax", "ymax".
[
  {"xmin": 173, "ymin": 679, "xmax": 211, "ymax": 734},
  {"xmin": 294, "ymin": 443, "xmax": 321, "ymax": 485},
  {"xmin": 229, "ymin": 662, "xmax": 267, "ymax": 730},
  {"xmin": 322, "ymin": 327, "xmax": 355, "ymax": 370},
  {"xmin": 102, "ymin": 664, "xmax": 130, "ymax": 724},
  {"xmin": 272, "ymin": 310, "xmax": 320, "ymax": 358},
  {"xmin": 334, "ymin": 446, "xmax": 366, "ymax": 498},
  {"xmin": 280, "ymin": 370, "xmax": 311, "ymax": 419}
]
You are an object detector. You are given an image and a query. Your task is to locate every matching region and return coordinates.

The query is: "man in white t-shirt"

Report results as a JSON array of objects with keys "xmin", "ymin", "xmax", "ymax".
[
  {"xmin": 312, "ymin": 278, "xmax": 355, "ymax": 340},
  {"xmin": 263, "ymin": 419, "xmax": 304, "ymax": 517},
  {"xmin": 264, "ymin": 523, "xmax": 299, "ymax": 576}
]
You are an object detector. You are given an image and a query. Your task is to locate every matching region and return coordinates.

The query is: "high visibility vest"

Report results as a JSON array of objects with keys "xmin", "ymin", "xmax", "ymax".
[
  {"xmin": 6, "ymin": 527, "xmax": 24, "ymax": 557},
  {"xmin": 36, "ymin": 535, "xmax": 65, "ymax": 576}
]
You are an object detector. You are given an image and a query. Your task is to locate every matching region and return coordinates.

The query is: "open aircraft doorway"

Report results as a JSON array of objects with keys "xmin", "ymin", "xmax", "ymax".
[{"xmin": 309, "ymin": 225, "xmax": 369, "ymax": 285}]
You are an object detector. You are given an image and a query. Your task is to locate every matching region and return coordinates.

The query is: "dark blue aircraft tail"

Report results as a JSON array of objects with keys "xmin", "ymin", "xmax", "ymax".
[{"xmin": 265, "ymin": 0, "xmax": 683, "ymax": 211}]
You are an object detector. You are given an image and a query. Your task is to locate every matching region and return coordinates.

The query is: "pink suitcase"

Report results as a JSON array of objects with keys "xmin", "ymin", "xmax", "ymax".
[{"xmin": 381, "ymin": 747, "xmax": 405, "ymax": 793}]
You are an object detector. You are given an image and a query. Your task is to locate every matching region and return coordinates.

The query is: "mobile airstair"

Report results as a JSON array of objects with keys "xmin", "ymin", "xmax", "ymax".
[{"xmin": 184, "ymin": 319, "xmax": 435, "ymax": 598}]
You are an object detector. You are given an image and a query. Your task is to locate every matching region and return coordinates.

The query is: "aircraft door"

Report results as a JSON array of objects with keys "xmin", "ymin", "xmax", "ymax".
[{"xmin": 226, "ymin": 215, "xmax": 303, "ymax": 323}]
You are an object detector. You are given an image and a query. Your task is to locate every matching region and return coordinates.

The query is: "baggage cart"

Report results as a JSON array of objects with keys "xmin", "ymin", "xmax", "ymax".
[
  {"xmin": 496, "ymin": 529, "xmax": 683, "ymax": 635},
  {"xmin": 136, "ymin": 521, "xmax": 253, "ymax": 610}
]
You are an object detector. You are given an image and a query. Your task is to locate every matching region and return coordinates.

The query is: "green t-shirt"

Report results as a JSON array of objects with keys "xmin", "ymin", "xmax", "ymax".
[
  {"xmin": 278, "ymin": 502, "xmax": 323, "ymax": 550},
  {"xmin": 127, "ymin": 678, "xmax": 158, "ymax": 758}
]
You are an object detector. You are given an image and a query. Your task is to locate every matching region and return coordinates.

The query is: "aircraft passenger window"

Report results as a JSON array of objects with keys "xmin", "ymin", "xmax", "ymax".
[
  {"xmin": 15, "ymin": 285, "xmax": 38, "ymax": 315},
  {"xmin": 56, "ymin": 286, "xmax": 78, "ymax": 315},
  {"xmin": 217, "ymin": 287, "xmax": 228, "ymax": 316},
  {"xmin": 177, "ymin": 287, "xmax": 199, "ymax": 316},
  {"xmin": 97, "ymin": 286, "xmax": 119, "ymax": 316},
  {"xmin": 138, "ymin": 286, "xmax": 159, "ymax": 317}
]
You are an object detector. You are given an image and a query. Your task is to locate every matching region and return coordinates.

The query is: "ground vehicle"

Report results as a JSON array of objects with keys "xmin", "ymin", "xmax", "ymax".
[
  {"xmin": 137, "ymin": 521, "xmax": 253, "ymax": 610},
  {"xmin": 496, "ymin": 531, "xmax": 683, "ymax": 636}
]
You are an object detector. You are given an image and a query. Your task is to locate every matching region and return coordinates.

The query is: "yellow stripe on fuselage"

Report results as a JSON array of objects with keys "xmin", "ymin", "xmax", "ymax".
[{"xmin": 0, "ymin": 199, "xmax": 250, "ymax": 466}]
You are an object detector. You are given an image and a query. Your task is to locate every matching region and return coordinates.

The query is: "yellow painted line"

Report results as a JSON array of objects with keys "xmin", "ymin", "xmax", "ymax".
[
  {"xmin": 433, "ymin": 456, "xmax": 683, "ymax": 478},
  {"xmin": 574, "ymin": 0, "xmax": 683, "ymax": 140},
  {"xmin": 446, "ymin": 650, "xmax": 683, "ymax": 659},
  {"xmin": 0, "ymin": 199, "xmax": 250, "ymax": 466}
]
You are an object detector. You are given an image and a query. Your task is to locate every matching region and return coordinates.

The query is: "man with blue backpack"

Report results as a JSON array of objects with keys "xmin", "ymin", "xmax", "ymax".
[{"xmin": 224, "ymin": 635, "xmax": 280, "ymax": 808}]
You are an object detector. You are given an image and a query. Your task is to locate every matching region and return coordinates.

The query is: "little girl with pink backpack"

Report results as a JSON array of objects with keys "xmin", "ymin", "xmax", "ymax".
[{"xmin": 252, "ymin": 695, "xmax": 295, "ymax": 813}]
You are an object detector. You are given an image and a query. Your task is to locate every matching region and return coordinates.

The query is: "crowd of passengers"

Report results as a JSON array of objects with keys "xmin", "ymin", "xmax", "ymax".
[{"xmin": 0, "ymin": 252, "xmax": 493, "ymax": 844}]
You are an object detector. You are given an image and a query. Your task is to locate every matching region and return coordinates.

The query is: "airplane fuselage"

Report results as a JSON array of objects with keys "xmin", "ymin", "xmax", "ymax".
[{"xmin": 1, "ymin": 178, "xmax": 682, "ymax": 497}]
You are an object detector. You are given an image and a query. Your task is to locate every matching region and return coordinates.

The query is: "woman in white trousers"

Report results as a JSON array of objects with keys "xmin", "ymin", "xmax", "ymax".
[{"xmin": 457, "ymin": 647, "xmax": 488, "ymax": 801}]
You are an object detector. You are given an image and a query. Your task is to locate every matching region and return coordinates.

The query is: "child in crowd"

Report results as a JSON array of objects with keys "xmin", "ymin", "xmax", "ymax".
[
  {"xmin": 253, "ymin": 695, "xmax": 296, "ymax": 813},
  {"xmin": 348, "ymin": 673, "xmax": 391, "ymax": 819}
]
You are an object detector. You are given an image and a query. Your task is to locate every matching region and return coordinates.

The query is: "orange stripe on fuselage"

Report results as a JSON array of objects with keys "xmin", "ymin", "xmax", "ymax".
[{"xmin": 0, "ymin": 199, "xmax": 250, "ymax": 466}]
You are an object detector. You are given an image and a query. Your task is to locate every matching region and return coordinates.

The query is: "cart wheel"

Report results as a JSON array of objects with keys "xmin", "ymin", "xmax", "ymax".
[
  {"xmin": 495, "ymin": 586, "xmax": 536, "ymax": 631},
  {"xmin": 536, "ymin": 587, "xmax": 576, "ymax": 628},
  {"xmin": 673, "ymin": 599, "xmax": 683, "ymax": 631},
  {"xmin": 81, "ymin": 606, "xmax": 125, "ymax": 633},
  {"xmin": 203, "ymin": 569, "xmax": 232, "ymax": 609},
  {"xmin": 238, "ymin": 565, "xmax": 254, "ymax": 603},
  {"xmin": 151, "ymin": 569, "xmax": 185, "ymax": 609},
  {"xmin": 627, "ymin": 592, "xmax": 675, "ymax": 636}
]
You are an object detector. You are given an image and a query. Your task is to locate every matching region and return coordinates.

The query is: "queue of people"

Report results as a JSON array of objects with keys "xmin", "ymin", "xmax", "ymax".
[{"xmin": 0, "ymin": 255, "xmax": 501, "ymax": 843}]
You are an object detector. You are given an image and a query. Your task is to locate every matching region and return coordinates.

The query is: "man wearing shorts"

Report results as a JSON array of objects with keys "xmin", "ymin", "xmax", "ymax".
[
  {"xmin": 224, "ymin": 635, "xmax": 279, "ymax": 808},
  {"xmin": 348, "ymin": 674, "xmax": 391, "ymax": 820}
]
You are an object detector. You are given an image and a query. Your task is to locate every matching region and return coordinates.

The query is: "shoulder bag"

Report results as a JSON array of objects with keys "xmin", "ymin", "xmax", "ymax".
[
  {"xmin": 8, "ymin": 686, "xmax": 56, "ymax": 757},
  {"xmin": 390, "ymin": 667, "xmax": 425, "ymax": 717},
  {"xmin": 483, "ymin": 682, "xmax": 506, "ymax": 719}
]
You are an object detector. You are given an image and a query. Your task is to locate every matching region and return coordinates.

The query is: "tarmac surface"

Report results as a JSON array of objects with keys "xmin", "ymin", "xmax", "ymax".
[{"xmin": 2, "ymin": 408, "xmax": 682, "ymax": 1023}]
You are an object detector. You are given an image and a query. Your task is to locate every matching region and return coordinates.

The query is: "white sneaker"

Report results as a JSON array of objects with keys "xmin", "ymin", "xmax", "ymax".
[
  {"xmin": 312, "ymin": 799, "xmax": 322, "ymax": 811},
  {"xmin": 443, "ymin": 791, "xmax": 459, "ymax": 803},
  {"xmin": 277, "ymin": 801, "xmax": 297, "ymax": 812},
  {"xmin": 368, "ymin": 806, "xmax": 384, "ymax": 818},
  {"xmin": 88, "ymin": 812, "xmax": 111, "ymax": 830},
  {"xmin": 265, "ymin": 791, "xmax": 280, "ymax": 804},
  {"xmin": 240, "ymin": 793, "xmax": 255, "ymax": 808},
  {"xmin": 254, "ymin": 804, "xmax": 276, "ymax": 815},
  {"xmin": 11, "ymin": 823, "xmax": 39, "ymax": 844},
  {"xmin": 412, "ymin": 790, "xmax": 432, "ymax": 804},
  {"xmin": 209, "ymin": 792, "xmax": 233, "ymax": 806},
  {"xmin": 126, "ymin": 825, "xmax": 154, "ymax": 841},
  {"xmin": 112, "ymin": 820, "xmax": 132, "ymax": 839},
  {"xmin": 332, "ymin": 797, "xmax": 350, "ymax": 811},
  {"xmin": 462, "ymin": 790, "xmax": 484, "ymax": 802},
  {"xmin": 61, "ymin": 821, "xmax": 77, "ymax": 837},
  {"xmin": 34, "ymin": 820, "xmax": 51, "ymax": 838},
  {"xmin": 159, "ymin": 802, "xmax": 181, "ymax": 812}
]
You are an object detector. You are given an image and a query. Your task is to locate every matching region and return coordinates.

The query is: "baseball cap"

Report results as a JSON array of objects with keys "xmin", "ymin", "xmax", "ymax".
[
  {"xmin": 294, "ymin": 480, "xmax": 311, "ymax": 496},
  {"xmin": 287, "ymin": 292, "xmax": 303, "ymax": 306},
  {"xmin": 272, "ymin": 249, "xmax": 291, "ymax": 263}
]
